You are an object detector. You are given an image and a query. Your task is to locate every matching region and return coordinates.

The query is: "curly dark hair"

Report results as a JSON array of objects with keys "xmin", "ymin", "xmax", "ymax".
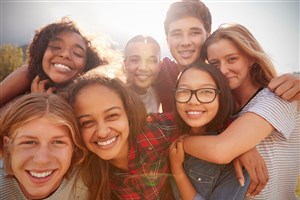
[{"xmin": 27, "ymin": 17, "xmax": 109, "ymax": 86}]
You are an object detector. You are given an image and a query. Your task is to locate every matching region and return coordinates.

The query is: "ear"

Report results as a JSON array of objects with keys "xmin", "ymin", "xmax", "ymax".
[
  {"xmin": 3, "ymin": 136, "xmax": 11, "ymax": 146},
  {"xmin": 249, "ymin": 58, "xmax": 255, "ymax": 67}
]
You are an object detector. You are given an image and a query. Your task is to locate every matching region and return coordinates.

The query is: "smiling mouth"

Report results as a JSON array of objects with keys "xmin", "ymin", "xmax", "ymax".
[
  {"xmin": 178, "ymin": 50, "xmax": 194, "ymax": 58},
  {"xmin": 53, "ymin": 63, "xmax": 71, "ymax": 72},
  {"xmin": 96, "ymin": 136, "xmax": 117, "ymax": 146},
  {"xmin": 29, "ymin": 170, "xmax": 54, "ymax": 178}
]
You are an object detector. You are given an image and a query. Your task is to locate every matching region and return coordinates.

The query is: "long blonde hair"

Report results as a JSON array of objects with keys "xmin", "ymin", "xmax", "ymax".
[{"xmin": 201, "ymin": 23, "xmax": 277, "ymax": 87}]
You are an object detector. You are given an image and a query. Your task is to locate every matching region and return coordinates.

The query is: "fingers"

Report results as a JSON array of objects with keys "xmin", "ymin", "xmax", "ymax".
[
  {"xmin": 31, "ymin": 76, "xmax": 56, "ymax": 94},
  {"xmin": 249, "ymin": 164, "xmax": 268, "ymax": 196},
  {"xmin": 233, "ymin": 159, "xmax": 245, "ymax": 187},
  {"xmin": 268, "ymin": 73, "xmax": 300, "ymax": 101}
]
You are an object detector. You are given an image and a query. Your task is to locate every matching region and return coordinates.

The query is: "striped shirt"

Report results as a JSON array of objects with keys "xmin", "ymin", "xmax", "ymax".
[
  {"xmin": 0, "ymin": 160, "xmax": 88, "ymax": 200},
  {"xmin": 239, "ymin": 88, "xmax": 300, "ymax": 200}
]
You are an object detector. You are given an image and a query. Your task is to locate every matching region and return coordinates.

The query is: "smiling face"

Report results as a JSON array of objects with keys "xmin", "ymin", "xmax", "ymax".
[
  {"xmin": 167, "ymin": 17, "xmax": 208, "ymax": 72},
  {"xmin": 124, "ymin": 41, "xmax": 161, "ymax": 94},
  {"xmin": 176, "ymin": 68, "xmax": 219, "ymax": 134},
  {"xmin": 5, "ymin": 117, "xmax": 73, "ymax": 199},
  {"xmin": 42, "ymin": 31, "xmax": 87, "ymax": 85},
  {"xmin": 206, "ymin": 39, "xmax": 254, "ymax": 91},
  {"xmin": 73, "ymin": 84, "xmax": 130, "ymax": 164}
]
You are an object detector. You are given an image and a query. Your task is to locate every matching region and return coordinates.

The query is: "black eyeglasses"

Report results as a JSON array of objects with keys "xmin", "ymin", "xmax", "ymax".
[{"xmin": 175, "ymin": 88, "xmax": 220, "ymax": 103}]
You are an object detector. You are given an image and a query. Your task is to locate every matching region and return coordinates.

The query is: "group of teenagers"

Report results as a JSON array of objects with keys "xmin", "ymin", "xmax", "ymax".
[{"xmin": 0, "ymin": 0, "xmax": 299, "ymax": 200}]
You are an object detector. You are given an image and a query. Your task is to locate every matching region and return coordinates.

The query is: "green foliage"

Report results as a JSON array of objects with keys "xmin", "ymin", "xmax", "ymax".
[{"xmin": 0, "ymin": 44, "xmax": 24, "ymax": 81}]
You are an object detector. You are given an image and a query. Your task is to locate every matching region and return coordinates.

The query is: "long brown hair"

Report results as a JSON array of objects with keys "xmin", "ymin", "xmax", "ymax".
[{"xmin": 67, "ymin": 71, "xmax": 147, "ymax": 200}]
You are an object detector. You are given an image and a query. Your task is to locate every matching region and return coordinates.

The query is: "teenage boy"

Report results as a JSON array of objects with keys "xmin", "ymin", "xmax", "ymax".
[{"xmin": 124, "ymin": 35, "xmax": 162, "ymax": 113}]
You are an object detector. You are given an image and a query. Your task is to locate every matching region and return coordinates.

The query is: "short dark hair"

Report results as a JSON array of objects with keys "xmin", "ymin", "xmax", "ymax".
[{"xmin": 164, "ymin": 0, "xmax": 212, "ymax": 35}]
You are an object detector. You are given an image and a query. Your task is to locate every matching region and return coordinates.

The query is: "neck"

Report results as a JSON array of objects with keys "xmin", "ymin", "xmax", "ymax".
[
  {"xmin": 132, "ymin": 85, "xmax": 147, "ymax": 95},
  {"xmin": 232, "ymin": 82, "xmax": 261, "ymax": 110},
  {"xmin": 190, "ymin": 127, "xmax": 207, "ymax": 135},
  {"xmin": 109, "ymin": 141, "xmax": 129, "ymax": 171},
  {"xmin": 176, "ymin": 63, "xmax": 186, "ymax": 73}
]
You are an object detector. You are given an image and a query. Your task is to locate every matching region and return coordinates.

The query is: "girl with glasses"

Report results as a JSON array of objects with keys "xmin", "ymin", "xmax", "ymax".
[{"xmin": 170, "ymin": 61, "xmax": 249, "ymax": 200}]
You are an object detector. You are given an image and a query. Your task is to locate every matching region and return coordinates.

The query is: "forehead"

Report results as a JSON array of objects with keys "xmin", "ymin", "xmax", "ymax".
[
  {"xmin": 50, "ymin": 31, "xmax": 86, "ymax": 50},
  {"xmin": 168, "ymin": 16, "xmax": 205, "ymax": 32},
  {"xmin": 74, "ymin": 84, "xmax": 124, "ymax": 113},
  {"xmin": 125, "ymin": 42, "xmax": 160, "ymax": 57},
  {"xmin": 14, "ymin": 117, "xmax": 70, "ymax": 139},
  {"xmin": 179, "ymin": 68, "xmax": 216, "ymax": 87}
]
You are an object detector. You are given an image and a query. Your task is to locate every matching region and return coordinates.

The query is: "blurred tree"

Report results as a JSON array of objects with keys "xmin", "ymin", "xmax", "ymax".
[{"xmin": 0, "ymin": 44, "xmax": 24, "ymax": 81}]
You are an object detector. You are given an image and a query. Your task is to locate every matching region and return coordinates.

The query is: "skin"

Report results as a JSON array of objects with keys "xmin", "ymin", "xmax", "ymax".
[
  {"xmin": 73, "ymin": 84, "xmax": 130, "ymax": 171},
  {"xmin": 124, "ymin": 41, "xmax": 161, "ymax": 94},
  {"xmin": 176, "ymin": 68, "xmax": 219, "ymax": 134},
  {"xmin": 207, "ymin": 39, "xmax": 257, "ymax": 109},
  {"xmin": 167, "ymin": 17, "xmax": 208, "ymax": 72},
  {"xmin": 42, "ymin": 31, "xmax": 87, "ymax": 86},
  {"xmin": 4, "ymin": 117, "xmax": 73, "ymax": 199}
]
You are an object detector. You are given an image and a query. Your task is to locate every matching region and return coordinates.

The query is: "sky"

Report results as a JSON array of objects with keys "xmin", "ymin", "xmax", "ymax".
[{"xmin": 1, "ymin": 0, "xmax": 299, "ymax": 74}]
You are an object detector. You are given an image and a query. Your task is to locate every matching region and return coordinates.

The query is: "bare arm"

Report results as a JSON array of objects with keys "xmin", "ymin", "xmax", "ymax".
[
  {"xmin": 0, "ymin": 64, "xmax": 31, "ymax": 106},
  {"xmin": 169, "ymin": 139, "xmax": 197, "ymax": 200},
  {"xmin": 268, "ymin": 73, "xmax": 300, "ymax": 102},
  {"xmin": 183, "ymin": 112, "xmax": 274, "ymax": 164}
]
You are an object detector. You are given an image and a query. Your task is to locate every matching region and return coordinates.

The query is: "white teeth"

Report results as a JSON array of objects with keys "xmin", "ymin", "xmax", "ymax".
[
  {"xmin": 187, "ymin": 111, "xmax": 203, "ymax": 115},
  {"xmin": 30, "ymin": 170, "xmax": 53, "ymax": 178},
  {"xmin": 54, "ymin": 63, "xmax": 71, "ymax": 71},
  {"xmin": 97, "ymin": 136, "xmax": 117, "ymax": 146}
]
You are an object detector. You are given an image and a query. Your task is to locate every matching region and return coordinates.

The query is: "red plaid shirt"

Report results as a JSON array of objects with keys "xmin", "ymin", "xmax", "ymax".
[{"xmin": 110, "ymin": 113, "xmax": 180, "ymax": 199}]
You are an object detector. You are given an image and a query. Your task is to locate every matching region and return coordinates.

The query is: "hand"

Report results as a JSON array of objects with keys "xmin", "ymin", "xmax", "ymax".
[
  {"xmin": 268, "ymin": 73, "xmax": 300, "ymax": 102},
  {"xmin": 31, "ymin": 76, "xmax": 56, "ymax": 94},
  {"xmin": 169, "ymin": 138, "xmax": 185, "ymax": 175},
  {"xmin": 233, "ymin": 147, "xmax": 269, "ymax": 196}
]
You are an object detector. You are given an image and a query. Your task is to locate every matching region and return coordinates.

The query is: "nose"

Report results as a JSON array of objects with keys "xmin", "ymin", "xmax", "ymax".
[
  {"xmin": 59, "ymin": 48, "xmax": 72, "ymax": 60},
  {"xmin": 33, "ymin": 144, "xmax": 52, "ymax": 164},
  {"xmin": 219, "ymin": 62, "xmax": 229, "ymax": 75},
  {"xmin": 95, "ymin": 122, "xmax": 111, "ymax": 138},
  {"xmin": 137, "ymin": 60, "xmax": 148, "ymax": 71},
  {"xmin": 187, "ymin": 93, "xmax": 200, "ymax": 105},
  {"xmin": 180, "ymin": 34, "xmax": 192, "ymax": 46}
]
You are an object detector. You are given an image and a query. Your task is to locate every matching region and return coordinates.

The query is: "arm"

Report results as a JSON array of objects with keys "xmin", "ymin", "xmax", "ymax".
[
  {"xmin": 268, "ymin": 73, "xmax": 300, "ymax": 102},
  {"xmin": 169, "ymin": 139, "xmax": 197, "ymax": 200},
  {"xmin": 183, "ymin": 112, "xmax": 274, "ymax": 164},
  {"xmin": 0, "ymin": 64, "xmax": 31, "ymax": 106}
]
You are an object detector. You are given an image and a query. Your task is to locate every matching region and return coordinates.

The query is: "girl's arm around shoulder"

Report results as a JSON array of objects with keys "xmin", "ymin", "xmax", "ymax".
[{"xmin": 183, "ymin": 88, "xmax": 298, "ymax": 164}]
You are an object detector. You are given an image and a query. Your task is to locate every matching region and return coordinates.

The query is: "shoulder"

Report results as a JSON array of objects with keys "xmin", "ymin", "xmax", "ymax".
[{"xmin": 0, "ymin": 161, "xmax": 26, "ymax": 199}]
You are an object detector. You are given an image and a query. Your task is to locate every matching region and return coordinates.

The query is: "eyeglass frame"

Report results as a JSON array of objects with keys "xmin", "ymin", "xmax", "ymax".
[{"xmin": 174, "ymin": 88, "xmax": 221, "ymax": 104}]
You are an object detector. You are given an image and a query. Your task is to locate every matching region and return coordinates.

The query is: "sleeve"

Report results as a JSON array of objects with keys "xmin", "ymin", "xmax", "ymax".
[{"xmin": 247, "ymin": 89, "xmax": 299, "ymax": 139}]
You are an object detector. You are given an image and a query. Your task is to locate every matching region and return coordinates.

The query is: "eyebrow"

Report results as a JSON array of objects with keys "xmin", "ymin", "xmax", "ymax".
[
  {"xmin": 50, "ymin": 37, "xmax": 86, "ymax": 52},
  {"xmin": 77, "ymin": 106, "xmax": 122, "ymax": 119}
]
